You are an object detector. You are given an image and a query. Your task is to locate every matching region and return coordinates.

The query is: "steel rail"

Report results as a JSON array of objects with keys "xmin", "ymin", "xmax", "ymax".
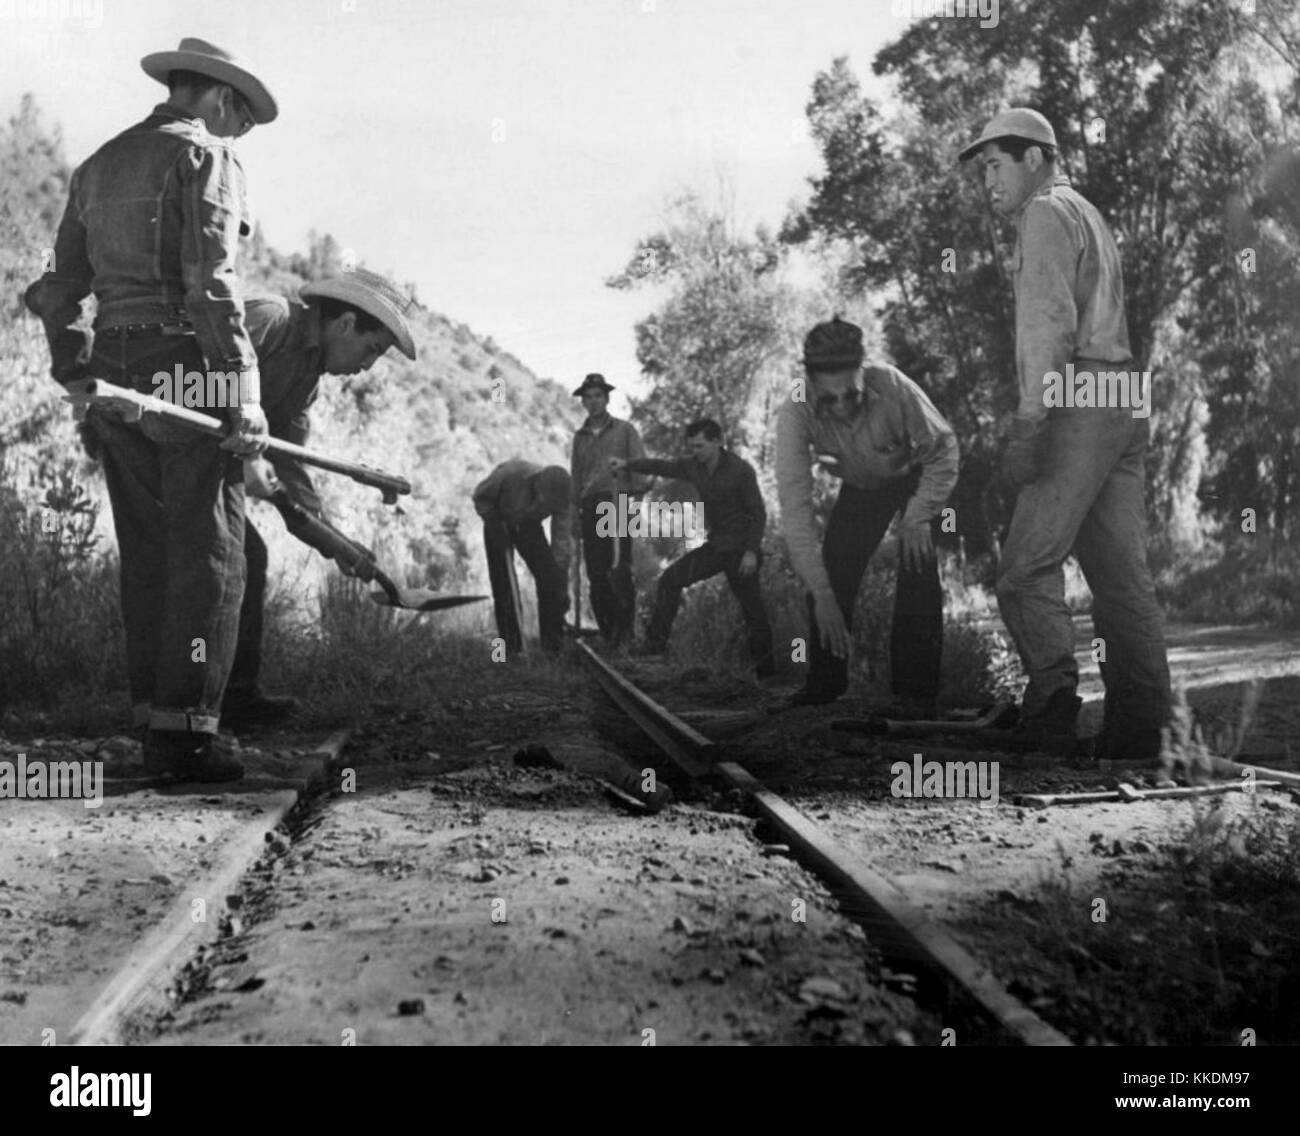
[{"xmin": 576, "ymin": 642, "xmax": 1072, "ymax": 1047}]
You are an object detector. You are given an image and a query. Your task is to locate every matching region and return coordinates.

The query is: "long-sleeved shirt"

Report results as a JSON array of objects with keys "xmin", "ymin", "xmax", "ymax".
[
  {"xmin": 1013, "ymin": 174, "xmax": 1132, "ymax": 426},
  {"xmin": 24, "ymin": 102, "xmax": 257, "ymax": 387},
  {"xmin": 473, "ymin": 459, "xmax": 573, "ymax": 566},
  {"xmin": 625, "ymin": 450, "xmax": 765, "ymax": 554},
  {"xmin": 243, "ymin": 294, "xmax": 325, "ymax": 516},
  {"xmin": 570, "ymin": 415, "xmax": 647, "ymax": 501},
  {"xmin": 776, "ymin": 362, "xmax": 959, "ymax": 597}
]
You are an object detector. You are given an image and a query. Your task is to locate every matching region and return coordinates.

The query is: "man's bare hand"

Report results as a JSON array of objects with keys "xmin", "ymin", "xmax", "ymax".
[
  {"xmin": 609, "ymin": 457, "xmax": 628, "ymax": 474},
  {"xmin": 899, "ymin": 524, "xmax": 935, "ymax": 573},
  {"xmin": 812, "ymin": 590, "xmax": 851, "ymax": 659},
  {"xmin": 222, "ymin": 404, "xmax": 270, "ymax": 455},
  {"xmin": 739, "ymin": 550, "xmax": 758, "ymax": 577}
]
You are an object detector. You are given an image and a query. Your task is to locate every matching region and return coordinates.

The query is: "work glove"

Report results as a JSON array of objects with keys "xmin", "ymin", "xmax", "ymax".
[
  {"xmin": 77, "ymin": 422, "xmax": 102, "ymax": 462},
  {"xmin": 999, "ymin": 416, "xmax": 1043, "ymax": 491},
  {"xmin": 335, "ymin": 537, "xmax": 378, "ymax": 580},
  {"xmin": 221, "ymin": 369, "xmax": 270, "ymax": 454},
  {"xmin": 242, "ymin": 456, "xmax": 281, "ymax": 499}
]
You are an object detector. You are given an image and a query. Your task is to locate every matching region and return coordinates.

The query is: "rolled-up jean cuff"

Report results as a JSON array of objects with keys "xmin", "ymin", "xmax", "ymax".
[{"xmin": 149, "ymin": 709, "xmax": 219, "ymax": 734}]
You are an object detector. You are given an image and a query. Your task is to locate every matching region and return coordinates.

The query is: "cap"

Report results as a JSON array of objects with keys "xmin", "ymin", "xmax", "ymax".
[
  {"xmin": 803, "ymin": 316, "xmax": 865, "ymax": 372},
  {"xmin": 958, "ymin": 107, "xmax": 1057, "ymax": 163}
]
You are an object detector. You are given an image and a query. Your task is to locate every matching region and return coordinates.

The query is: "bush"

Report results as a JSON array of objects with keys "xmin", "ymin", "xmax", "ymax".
[
  {"xmin": 1158, "ymin": 535, "xmax": 1300, "ymax": 627},
  {"xmin": 0, "ymin": 456, "xmax": 123, "ymax": 707}
]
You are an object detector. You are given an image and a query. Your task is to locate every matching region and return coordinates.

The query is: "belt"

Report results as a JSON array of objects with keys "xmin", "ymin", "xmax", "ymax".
[{"xmin": 97, "ymin": 321, "xmax": 195, "ymax": 337}]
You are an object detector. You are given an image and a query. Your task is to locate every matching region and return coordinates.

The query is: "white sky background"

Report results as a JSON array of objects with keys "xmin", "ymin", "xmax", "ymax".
[{"xmin": 1, "ymin": 0, "xmax": 912, "ymax": 413}]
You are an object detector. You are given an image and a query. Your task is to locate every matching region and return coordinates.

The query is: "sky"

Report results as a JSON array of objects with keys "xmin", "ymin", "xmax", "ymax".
[{"xmin": 0, "ymin": 0, "xmax": 915, "ymax": 412}]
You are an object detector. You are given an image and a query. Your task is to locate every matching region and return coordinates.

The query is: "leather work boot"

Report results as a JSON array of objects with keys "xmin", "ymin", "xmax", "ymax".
[
  {"xmin": 1092, "ymin": 723, "xmax": 1164, "ymax": 767},
  {"xmin": 220, "ymin": 690, "xmax": 301, "ymax": 733},
  {"xmin": 143, "ymin": 729, "xmax": 244, "ymax": 783},
  {"xmin": 1014, "ymin": 689, "xmax": 1082, "ymax": 756}
]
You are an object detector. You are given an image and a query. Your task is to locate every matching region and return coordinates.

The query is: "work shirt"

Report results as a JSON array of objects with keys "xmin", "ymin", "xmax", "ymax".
[
  {"xmin": 25, "ymin": 103, "xmax": 258, "ymax": 387},
  {"xmin": 473, "ymin": 459, "xmax": 573, "ymax": 566},
  {"xmin": 776, "ymin": 363, "xmax": 959, "ymax": 598},
  {"xmin": 625, "ymin": 449, "xmax": 765, "ymax": 555},
  {"xmin": 570, "ymin": 416, "xmax": 648, "ymax": 501},
  {"xmin": 243, "ymin": 294, "xmax": 325, "ymax": 516},
  {"xmin": 1013, "ymin": 173, "xmax": 1132, "ymax": 426}
]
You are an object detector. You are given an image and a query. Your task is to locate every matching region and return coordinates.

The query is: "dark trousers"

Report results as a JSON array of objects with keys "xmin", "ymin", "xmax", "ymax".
[
  {"xmin": 646, "ymin": 544, "xmax": 775, "ymax": 672},
  {"xmin": 228, "ymin": 517, "xmax": 268, "ymax": 698},
  {"xmin": 484, "ymin": 517, "xmax": 569, "ymax": 653},
  {"xmin": 806, "ymin": 477, "xmax": 942, "ymax": 700},
  {"xmin": 579, "ymin": 494, "xmax": 635, "ymax": 642},
  {"xmin": 88, "ymin": 331, "xmax": 246, "ymax": 732}
]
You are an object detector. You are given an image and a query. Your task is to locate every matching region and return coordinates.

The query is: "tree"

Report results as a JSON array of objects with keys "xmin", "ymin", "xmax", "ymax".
[
  {"xmin": 783, "ymin": 0, "xmax": 1299, "ymax": 560},
  {"xmin": 607, "ymin": 191, "xmax": 795, "ymax": 457}
]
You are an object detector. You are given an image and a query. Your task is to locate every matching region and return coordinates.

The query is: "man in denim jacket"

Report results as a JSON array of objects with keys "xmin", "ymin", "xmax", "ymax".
[
  {"xmin": 25, "ymin": 38, "xmax": 278, "ymax": 781},
  {"xmin": 960, "ymin": 108, "xmax": 1172, "ymax": 763}
]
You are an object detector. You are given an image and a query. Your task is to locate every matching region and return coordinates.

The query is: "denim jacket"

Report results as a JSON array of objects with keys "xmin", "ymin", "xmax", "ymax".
[{"xmin": 25, "ymin": 103, "xmax": 257, "ymax": 386}]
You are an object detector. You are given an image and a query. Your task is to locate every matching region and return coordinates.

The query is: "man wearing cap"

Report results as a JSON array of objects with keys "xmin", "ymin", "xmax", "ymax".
[
  {"xmin": 227, "ymin": 268, "xmax": 418, "ymax": 729},
  {"xmin": 24, "ymin": 38, "xmax": 277, "ymax": 781},
  {"xmin": 570, "ymin": 374, "xmax": 647, "ymax": 647},
  {"xmin": 473, "ymin": 461, "xmax": 573, "ymax": 655},
  {"xmin": 776, "ymin": 317, "xmax": 959, "ymax": 710},
  {"xmin": 959, "ymin": 108, "xmax": 1172, "ymax": 761},
  {"xmin": 611, "ymin": 418, "xmax": 775, "ymax": 678}
]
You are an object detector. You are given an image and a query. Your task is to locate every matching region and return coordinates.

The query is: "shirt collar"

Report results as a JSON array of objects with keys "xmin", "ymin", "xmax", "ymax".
[
  {"xmin": 696, "ymin": 448, "xmax": 727, "ymax": 474},
  {"xmin": 580, "ymin": 414, "xmax": 614, "ymax": 435},
  {"xmin": 152, "ymin": 101, "xmax": 205, "ymax": 127},
  {"xmin": 1018, "ymin": 172, "xmax": 1072, "ymax": 214}
]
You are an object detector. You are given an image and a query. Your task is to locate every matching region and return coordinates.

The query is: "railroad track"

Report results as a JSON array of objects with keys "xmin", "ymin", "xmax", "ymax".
[
  {"xmin": 0, "ymin": 730, "xmax": 354, "ymax": 1047},
  {"xmin": 576, "ymin": 640, "xmax": 1073, "ymax": 1046}
]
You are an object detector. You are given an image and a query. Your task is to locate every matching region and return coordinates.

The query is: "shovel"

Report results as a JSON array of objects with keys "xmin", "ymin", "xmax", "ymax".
[
  {"xmin": 368, "ymin": 567, "xmax": 489, "ymax": 613},
  {"xmin": 256, "ymin": 485, "xmax": 485, "ymax": 614}
]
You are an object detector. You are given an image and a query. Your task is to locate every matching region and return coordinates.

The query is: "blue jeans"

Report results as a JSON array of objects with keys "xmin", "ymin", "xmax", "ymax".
[
  {"xmin": 645, "ymin": 544, "xmax": 775, "ymax": 673},
  {"xmin": 579, "ymin": 494, "xmax": 635, "ymax": 642},
  {"xmin": 806, "ymin": 473, "xmax": 943, "ymax": 700},
  {"xmin": 87, "ymin": 329, "xmax": 247, "ymax": 733},
  {"xmin": 996, "ymin": 402, "xmax": 1171, "ymax": 735},
  {"xmin": 484, "ymin": 516, "xmax": 569, "ymax": 653}
]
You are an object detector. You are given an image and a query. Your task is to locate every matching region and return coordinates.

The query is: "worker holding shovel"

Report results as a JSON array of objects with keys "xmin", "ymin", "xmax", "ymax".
[{"xmin": 226, "ymin": 267, "xmax": 419, "ymax": 730}]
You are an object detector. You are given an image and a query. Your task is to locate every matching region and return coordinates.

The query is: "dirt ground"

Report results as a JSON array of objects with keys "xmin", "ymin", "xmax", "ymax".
[
  {"xmin": 630, "ymin": 620, "xmax": 1300, "ymax": 1045},
  {"xmin": 2, "ymin": 618, "xmax": 1297, "ymax": 1046}
]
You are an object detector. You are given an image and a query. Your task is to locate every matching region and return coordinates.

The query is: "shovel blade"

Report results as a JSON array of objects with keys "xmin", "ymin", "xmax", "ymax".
[{"xmin": 370, "ymin": 589, "xmax": 489, "ymax": 612}]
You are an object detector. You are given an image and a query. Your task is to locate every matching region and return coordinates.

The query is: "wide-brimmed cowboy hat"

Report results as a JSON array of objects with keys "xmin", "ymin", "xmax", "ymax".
[
  {"xmin": 301, "ymin": 268, "xmax": 418, "ymax": 360},
  {"xmin": 141, "ymin": 37, "xmax": 278, "ymax": 125},
  {"xmin": 572, "ymin": 373, "xmax": 614, "ymax": 396}
]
